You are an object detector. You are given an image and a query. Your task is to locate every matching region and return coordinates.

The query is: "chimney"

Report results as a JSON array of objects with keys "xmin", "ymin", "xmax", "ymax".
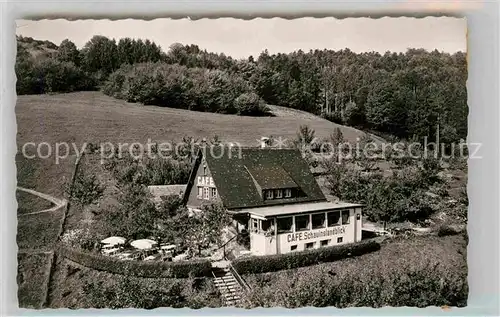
[{"xmin": 260, "ymin": 137, "xmax": 270, "ymax": 149}]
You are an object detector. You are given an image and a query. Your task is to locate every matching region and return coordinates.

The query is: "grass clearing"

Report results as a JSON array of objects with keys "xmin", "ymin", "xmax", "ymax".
[
  {"xmin": 16, "ymin": 190, "xmax": 54, "ymax": 215},
  {"xmin": 243, "ymin": 234, "xmax": 467, "ymax": 307},
  {"xmin": 17, "ymin": 252, "xmax": 53, "ymax": 308},
  {"xmin": 16, "ymin": 92, "xmax": 369, "ymax": 148},
  {"xmin": 17, "ymin": 209, "xmax": 64, "ymax": 251},
  {"xmin": 16, "ymin": 153, "xmax": 77, "ymax": 198}
]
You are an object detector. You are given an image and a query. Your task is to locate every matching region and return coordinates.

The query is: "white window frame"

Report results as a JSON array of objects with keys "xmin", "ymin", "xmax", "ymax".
[
  {"xmin": 295, "ymin": 214, "xmax": 311, "ymax": 232},
  {"xmin": 277, "ymin": 216, "xmax": 293, "ymax": 234},
  {"xmin": 251, "ymin": 219, "xmax": 259, "ymax": 233},
  {"xmin": 211, "ymin": 188, "xmax": 217, "ymax": 198},
  {"xmin": 275, "ymin": 189, "xmax": 283, "ymax": 198},
  {"xmin": 341, "ymin": 210, "xmax": 350, "ymax": 225},
  {"xmin": 284, "ymin": 188, "xmax": 292, "ymax": 198},
  {"xmin": 203, "ymin": 187, "xmax": 210, "ymax": 200},
  {"xmin": 327, "ymin": 211, "xmax": 341, "ymax": 227},
  {"xmin": 311, "ymin": 212, "xmax": 326, "ymax": 229},
  {"xmin": 266, "ymin": 190, "xmax": 274, "ymax": 200},
  {"xmin": 197, "ymin": 186, "xmax": 203, "ymax": 198}
]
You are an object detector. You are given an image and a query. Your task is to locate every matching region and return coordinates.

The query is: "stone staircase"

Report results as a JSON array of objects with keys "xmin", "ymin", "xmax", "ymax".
[{"xmin": 212, "ymin": 266, "xmax": 243, "ymax": 306}]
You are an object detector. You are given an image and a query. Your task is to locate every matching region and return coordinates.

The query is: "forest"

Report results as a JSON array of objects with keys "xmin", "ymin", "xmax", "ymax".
[{"xmin": 16, "ymin": 35, "xmax": 467, "ymax": 143}]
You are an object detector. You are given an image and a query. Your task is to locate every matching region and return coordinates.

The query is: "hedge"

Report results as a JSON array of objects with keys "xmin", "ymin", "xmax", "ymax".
[
  {"xmin": 232, "ymin": 240, "xmax": 381, "ymax": 275},
  {"xmin": 59, "ymin": 247, "xmax": 212, "ymax": 278},
  {"xmin": 437, "ymin": 224, "xmax": 465, "ymax": 237}
]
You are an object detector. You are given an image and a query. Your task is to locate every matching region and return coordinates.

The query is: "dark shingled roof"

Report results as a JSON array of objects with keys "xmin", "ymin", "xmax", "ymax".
[
  {"xmin": 184, "ymin": 147, "xmax": 327, "ymax": 210},
  {"xmin": 245, "ymin": 165, "xmax": 298, "ymax": 189}
]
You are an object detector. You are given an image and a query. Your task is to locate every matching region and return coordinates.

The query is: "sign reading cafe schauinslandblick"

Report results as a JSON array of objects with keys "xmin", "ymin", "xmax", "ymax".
[{"xmin": 287, "ymin": 225, "xmax": 347, "ymax": 243}]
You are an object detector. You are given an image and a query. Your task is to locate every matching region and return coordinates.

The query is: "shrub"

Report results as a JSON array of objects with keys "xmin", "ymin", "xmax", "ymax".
[
  {"xmin": 243, "ymin": 261, "xmax": 467, "ymax": 308},
  {"xmin": 68, "ymin": 171, "xmax": 105, "ymax": 207},
  {"xmin": 343, "ymin": 100, "xmax": 366, "ymax": 127},
  {"xmin": 322, "ymin": 111, "xmax": 344, "ymax": 125},
  {"xmin": 437, "ymin": 224, "xmax": 464, "ymax": 237},
  {"xmin": 60, "ymin": 246, "xmax": 212, "ymax": 278},
  {"xmin": 16, "ymin": 57, "xmax": 96, "ymax": 94},
  {"xmin": 323, "ymin": 161, "xmax": 437, "ymax": 225},
  {"xmin": 232, "ymin": 240, "xmax": 380, "ymax": 275},
  {"xmin": 104, "ymin": 153, "xmax": 192, "ymax": 187},
  {"xmin": 234, "ymin": 92, "xmax": 270, "ymax": 116},
  {"xmin": 83, "ymin": 275, "xmax": 222, "ymax": 309}
]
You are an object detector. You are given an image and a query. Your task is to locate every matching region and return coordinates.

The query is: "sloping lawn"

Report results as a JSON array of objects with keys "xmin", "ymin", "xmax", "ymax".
[
  {"xmin": 242, "ymin": 234, "xmax": 467, "ymax": 308},
  {"xmin": 49, "ymin": 258, "xmax": 222, "ymax": 309},
  {"xmin": 16, "ymin": 153, "xmax": 77, "ymax": 198},
  {"xmin": 17, "ymin": 252, "xmax": 53, "ymax": 308},
  {"xmin": 16, "ymin": 91, "xmax": 369, "ymax": 149},
  {"xmin": 17, "ymin": 190, "xmax": 54, "ymax": 215},
  {"xmin": 17, "ymin": 209, "xmax": 64, "ymax": 251}
]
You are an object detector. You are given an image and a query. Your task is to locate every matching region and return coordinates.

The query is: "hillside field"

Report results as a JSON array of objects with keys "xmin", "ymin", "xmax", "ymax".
[
  {"xmin": 242, "ymin": 234, "xmax": 468, "ymax": 308},
  {"xmin": 17, "ymin": 252, "xmax": 54, "ymax": 309},
  {"xmin": 16, "ymin": 91, "xmax": 371, "ymax": 151}
]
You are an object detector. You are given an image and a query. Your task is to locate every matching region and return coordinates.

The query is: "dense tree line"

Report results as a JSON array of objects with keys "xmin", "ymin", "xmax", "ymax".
[
  {"xmin": 15, "ymin": 35, "xmax": 165, "ymax": 94},
  {"xmin": 102, "ymin": 63, "xmax": 269, "ymax": 115},
  {"xmin": 248, "ymin": 48, "xmax": 467, "ymax": 143},
  {"xmin": 16, "ymin": 35, "xmax": 467, "ymax": 141}
]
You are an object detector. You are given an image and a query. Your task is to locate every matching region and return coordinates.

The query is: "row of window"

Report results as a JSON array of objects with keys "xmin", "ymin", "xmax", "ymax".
[
  {"xmin": 251, "ymin": 210, "xmax": 353, "ymax": 234},
  {"xmin": 264, "ymin": 188, "xmax": 292, "ymax": 200},
  {"xmin": 277, "ymin": 210, "xmax": 350, "ymax": 234},
  {"xmin": 290, "ymin": 237, "xmax": 343, "ymax": 251},
  {"xmin": 197, "ymin": 186, "xmax": 217, "ymax": 200}
]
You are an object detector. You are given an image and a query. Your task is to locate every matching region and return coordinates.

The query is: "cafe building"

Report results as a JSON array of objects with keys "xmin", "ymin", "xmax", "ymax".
[{"xmin": 182, "ymin": 143, "xmax": 363, "ymax": 256}]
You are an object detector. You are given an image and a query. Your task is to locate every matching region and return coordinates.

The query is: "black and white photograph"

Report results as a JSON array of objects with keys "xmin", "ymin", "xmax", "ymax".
[{"xmin": 15, "ymin": 17, "xmax": 468, "ymax": 309}]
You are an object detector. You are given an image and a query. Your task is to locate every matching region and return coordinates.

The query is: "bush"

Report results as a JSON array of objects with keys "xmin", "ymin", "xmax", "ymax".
[
  {"xmin": 234, "ymin": 92, "xmax": 270, "ymax": 116},
  {"xmin": 60, "ymin": 246, "xmax": 212, "ymax": 278},
  {"xmin": 437, "ymin": 224, "xmax": 464, "ymax": 237},
  {"xmin": 243, "ymin": 261, "xmax": 467, "ymax": 308},
  {"xmin": 232, "ymin": 240, "xmax": 380, "ymax": 275},
  {"xmin": 68, "ymin": 171, "xmax": 105, "ymax": 206},
  {"xmin": 322, "ymin": 111, "xmax": 344, "ymax": 125},
  {"xmin": 83, "ymin": 275, "xmax": 222, "ymax": 309},
  {"xmin": 323, "ymin": 161, "xmax": 437, "ymax": 225},
  {"xmin": 16, "ymin": 56, "xmax": 97, "ymax": 95}
]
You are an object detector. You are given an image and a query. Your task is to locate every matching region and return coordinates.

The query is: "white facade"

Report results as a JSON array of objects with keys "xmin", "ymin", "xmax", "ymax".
[{"xmin": 246, "ymin": 203, "xmax": 363, "ymax": 256}]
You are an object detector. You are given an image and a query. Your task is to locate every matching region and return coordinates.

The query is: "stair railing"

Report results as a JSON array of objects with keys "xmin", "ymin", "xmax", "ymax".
[
  {"xmin": 216, "ymin": 234, "xmax": 237, "ymax": 260},
  {"xmin": 228, "ymin": 262, "xmax": 251, "ymax": 293}
]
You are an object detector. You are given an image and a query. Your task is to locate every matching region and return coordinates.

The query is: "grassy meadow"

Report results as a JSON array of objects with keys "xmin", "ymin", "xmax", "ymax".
[
  {"xmin": 16, "ymin": 190, "xmax": 54, "ymax": 215},
  {"xmin": 16, "ymin": 153, "xmax": 78, "ymax": 197},
  {"xmin": 17, "ymin": 252, "xmax": 54, "ymax": 309},
  {"xmin": 16, "ymin": 91, "xmax": 369, "ymax": 149},
  {"xmin": 17, "ymin": 210, "xmax": 64, "ymax": 251},
  {"xmin": 242, "ymin": 234, "xmax": 468, "ymax": 308}
]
